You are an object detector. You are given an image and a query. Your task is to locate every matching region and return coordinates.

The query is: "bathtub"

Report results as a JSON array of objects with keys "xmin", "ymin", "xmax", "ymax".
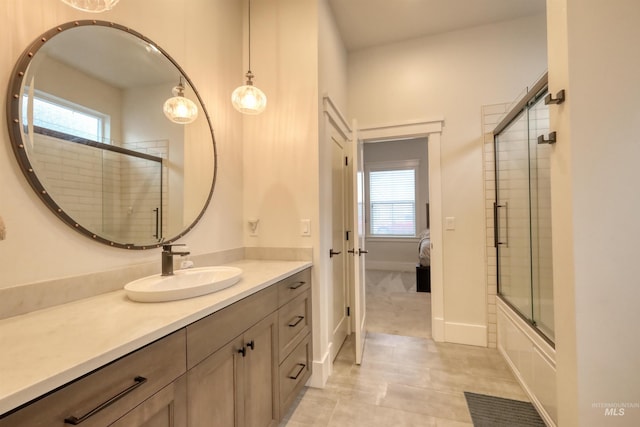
[{"xmin": 497, "ymin": 296, "xmax": 557, "ymax": 426}]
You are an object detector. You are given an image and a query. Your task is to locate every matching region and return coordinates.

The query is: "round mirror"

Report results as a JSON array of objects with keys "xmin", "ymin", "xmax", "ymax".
[{"xmin": 7, "ymin": 21, "xmax": 216, "ymax": 249}]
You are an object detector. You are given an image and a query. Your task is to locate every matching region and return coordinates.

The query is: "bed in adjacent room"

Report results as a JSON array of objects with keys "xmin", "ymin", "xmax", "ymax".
[{"xmin": 416, "ymin": 229, "xmax": 431, "ymax": 292}]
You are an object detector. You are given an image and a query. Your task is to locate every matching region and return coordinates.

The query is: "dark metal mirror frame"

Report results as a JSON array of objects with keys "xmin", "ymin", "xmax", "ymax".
[{"xmin": 6, "ymin": 20, "xmax": 217, "ymax": 250}]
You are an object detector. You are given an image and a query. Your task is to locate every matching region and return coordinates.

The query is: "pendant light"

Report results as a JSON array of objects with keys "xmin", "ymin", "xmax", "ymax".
[
  {"xmin": 231, "ymin": 0, "xmax": 267, "ymax": 115},
  {"xmin": 60, "ymin": 0, "xmax": 120, "ymax": 12},
  {"xmin": 163, "ymin": 77, "xmax": 199, "ymax": 124}
]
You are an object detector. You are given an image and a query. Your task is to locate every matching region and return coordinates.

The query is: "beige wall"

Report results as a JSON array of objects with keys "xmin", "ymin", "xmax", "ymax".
[
  {"xmin": 0, "ymin": 0, "xmax": 244, "ymax": 288},
  {"xmin": 548, "ymin": 0, "xmax": 640, "ymax": 425},
  {"xmin": 348, "ymin": 14, "xmax": 548, "ymax": 344}
]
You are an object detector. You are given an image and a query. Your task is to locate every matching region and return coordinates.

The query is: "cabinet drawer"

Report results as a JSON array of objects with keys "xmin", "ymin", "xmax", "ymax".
[
  {"xmin": 277, "ymin": 268, "xmax": 311, "ymax": 307},
  {"xmin": 0, "ymin": 330, "xmax": 186, "ymax": 427},
  {"xmin": 278, "ymin": 291, "xmax": 311, "ymax": 363},
  {"xmin": 187, "ymin": 285, "xmax": 278, "ymax": 369},
  {"xmin": 278, "ymin": 335, "xmax": 311, "ymax": 416}
]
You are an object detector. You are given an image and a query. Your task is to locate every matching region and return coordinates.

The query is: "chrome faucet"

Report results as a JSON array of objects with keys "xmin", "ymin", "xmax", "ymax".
[{"xmin": 161, "ymin": 244, "xmax": 190, "ymax": 276}]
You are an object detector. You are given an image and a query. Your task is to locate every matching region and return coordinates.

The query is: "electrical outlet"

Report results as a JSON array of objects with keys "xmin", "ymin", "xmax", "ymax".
[
  {"xmin": 445, "ymin": 216, "xmax": 456, "ymax": 230},
  {"xmin": 301, "ymin": 219, "xmax": 311, "ymax": 236}
]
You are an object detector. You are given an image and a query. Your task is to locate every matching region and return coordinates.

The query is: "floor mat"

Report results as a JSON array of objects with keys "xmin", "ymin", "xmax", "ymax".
[{"xmin": 464, "ymin": 391, "xmax": 546, "ymax": 427}]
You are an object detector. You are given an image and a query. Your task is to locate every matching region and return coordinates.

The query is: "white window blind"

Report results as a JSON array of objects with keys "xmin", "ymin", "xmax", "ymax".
[{"xmin": 369, "ymin": 168, "xmax": 416, "ymax": 236}]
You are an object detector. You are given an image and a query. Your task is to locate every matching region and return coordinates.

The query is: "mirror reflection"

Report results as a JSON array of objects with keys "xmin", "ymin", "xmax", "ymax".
[{"xmin": 8, "ymin": 21, "xmax": 216, "ymax": 248}]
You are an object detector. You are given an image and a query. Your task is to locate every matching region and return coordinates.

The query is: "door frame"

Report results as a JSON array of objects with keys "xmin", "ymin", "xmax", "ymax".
[{"xmin": 358, "ymin": 119, "xmax": 445, "ymax": 342}]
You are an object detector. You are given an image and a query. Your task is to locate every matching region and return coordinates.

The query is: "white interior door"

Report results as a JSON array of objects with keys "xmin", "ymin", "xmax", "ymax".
[
  {"xmin": 330, "ymin": 130, "xmax": 348, "ymax": 362},
  {"xmin": 350, "ymin": 122, "xmax": 367, "ymax": 365}
]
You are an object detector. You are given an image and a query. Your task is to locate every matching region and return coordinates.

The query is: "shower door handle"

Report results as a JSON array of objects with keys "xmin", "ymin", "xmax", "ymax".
[{"xmin": 493, "ymin": 201, "xmax": 508, "ymax": 248}]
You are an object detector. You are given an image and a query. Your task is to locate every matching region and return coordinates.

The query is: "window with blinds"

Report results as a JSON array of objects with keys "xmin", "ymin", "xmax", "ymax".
[{"xmin": 368, "ymin": 166, "xmax": 417, "ymax": 237}]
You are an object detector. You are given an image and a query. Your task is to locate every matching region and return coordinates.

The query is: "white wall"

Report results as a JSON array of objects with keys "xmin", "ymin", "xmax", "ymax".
[
  {"xmin": 317, "ymin": 0, "xmax": 348, "ymax": 385},
  {"xmin": 348, "ymin": 14, "xmax": 547, "ymax": 344},
  {"xmin": 0, "ymin": 0, "xmax": 244, "ymax": 288},
  {"xmin": 241, "ymin": 0, "xmax": 331, "ymax": 385},
  {"xmin": 242, "ymin": 0, "xmax": 319, "ymax": 250},
  {"xmin": 547, "ymin": 0, "xmax": 640, "ymax": 425},
  {"xmin": 364, "ymin": 137, "xmax": 428, "ymax": 271}
]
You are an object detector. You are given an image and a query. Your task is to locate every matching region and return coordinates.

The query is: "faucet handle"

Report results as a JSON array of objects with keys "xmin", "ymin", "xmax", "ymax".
[{"xmin": 162, "ymin": 243, "xmax": 186, "ymax": 252}]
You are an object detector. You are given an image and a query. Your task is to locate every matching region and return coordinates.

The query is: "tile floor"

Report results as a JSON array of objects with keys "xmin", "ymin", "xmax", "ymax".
[{"xmin": 279, "ymin": 270, "xmax": 529, "ymax": 427}]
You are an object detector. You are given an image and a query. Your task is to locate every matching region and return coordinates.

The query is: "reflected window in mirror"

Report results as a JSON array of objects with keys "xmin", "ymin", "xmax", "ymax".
[{"xmin": 23, "ymin": 90, "xmax": 110, "ymax": 143}]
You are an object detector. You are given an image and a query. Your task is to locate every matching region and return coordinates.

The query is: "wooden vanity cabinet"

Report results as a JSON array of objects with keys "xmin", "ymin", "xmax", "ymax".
[
  {"xmin": 0, "ymin": 267, "xmax": 312, "ymax": 427},
  {"xmin": 186, "ymin": 267, "xmax": 313, "ymax": 427},
  {"xmin": 109, "ymin": 375, "xmax": 187, "ymax": 427},
  {"xmin": 275, "ymin": 269, "xmax": 312, "ymax": 416},
  {"xmin": 0, "ymin": 330, "xmax": 187, "ymax": 427},
  {"xmin": 186, "ymin": 286, "xmax": 279, "ymax": 427}
]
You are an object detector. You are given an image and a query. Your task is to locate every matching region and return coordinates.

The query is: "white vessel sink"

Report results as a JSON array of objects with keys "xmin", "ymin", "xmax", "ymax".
[{"xmin": 124, "ymin": 266, "xmax": 243, "ymax": 302}]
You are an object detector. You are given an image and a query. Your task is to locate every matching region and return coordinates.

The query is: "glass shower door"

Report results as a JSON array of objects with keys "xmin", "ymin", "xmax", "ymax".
[
  {"xmin": 528, "ymin": 96, "xmax": 554, "ymax": 340},
  {"xmin": 494, "ymin": 83, "xmax": 555, "ymax": 343},
  {"xmin": 495, "ymin": 110, "xmax": 533, "ymax": 320}
]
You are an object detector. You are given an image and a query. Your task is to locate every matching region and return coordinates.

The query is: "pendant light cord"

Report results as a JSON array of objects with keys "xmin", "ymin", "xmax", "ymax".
[{"xmin": 248, "ymin": 0, "xmax": 252, "ymax": 73}]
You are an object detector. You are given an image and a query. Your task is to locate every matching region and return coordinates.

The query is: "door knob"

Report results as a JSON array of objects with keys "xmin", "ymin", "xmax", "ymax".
[
  {"xmin": 347, "ymin": 249, "xmax": 356, "ymax": 254},
  {"xmin": 358, "ymin": 249, "xmax": 368, "ymax": 256},
  {"xmin": 329, "ymin": 249, "xmax": 342, "ymax": 258}
]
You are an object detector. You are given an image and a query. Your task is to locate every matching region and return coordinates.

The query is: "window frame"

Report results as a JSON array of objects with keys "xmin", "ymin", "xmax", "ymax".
[
  {"xmin": 365, "ymin": 159, "xmax": 420, "ymax": 240},
  {"xmin": 23, "ymin": 88, "xmax": 110, "ymax": 144}
]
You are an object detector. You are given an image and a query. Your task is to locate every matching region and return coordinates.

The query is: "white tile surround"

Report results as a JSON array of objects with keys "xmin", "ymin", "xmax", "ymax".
[
  {"xmin": 0, "ymin": 258, "xmax": 312, "ymax": 416},
  {"xmin": 481, "ymin": 103, "xmax": 508, "ymax": 349}
]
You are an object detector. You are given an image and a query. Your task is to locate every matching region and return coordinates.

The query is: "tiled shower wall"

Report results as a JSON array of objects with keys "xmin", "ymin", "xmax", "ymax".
[
  {"xmin": 32, "ymin": 134, "xmax": 105, "ymax": 235},
  {"xmin": 481, "ymin": 103, "xmax": 509, "ymax": 348}
]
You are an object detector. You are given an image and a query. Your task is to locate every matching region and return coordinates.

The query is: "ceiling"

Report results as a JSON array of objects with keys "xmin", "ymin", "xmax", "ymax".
[{"xmin": 328, "ymin": 0, "xmax": 546, "ymax": 51}]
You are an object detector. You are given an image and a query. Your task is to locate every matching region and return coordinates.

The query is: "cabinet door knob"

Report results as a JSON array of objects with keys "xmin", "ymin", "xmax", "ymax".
[
  {"xmin": 238, "ymin": 347, "xmax": 246, "ymax": 357},
  {"xmin": 246, "ymin": 340, "xmax": 255, "ymax": 350}
]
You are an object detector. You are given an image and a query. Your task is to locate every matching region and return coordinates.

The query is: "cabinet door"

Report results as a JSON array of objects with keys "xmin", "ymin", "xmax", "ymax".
[
  {"xmin": 110, "ymin": 375, "xmax": 186, "ymax": 427},
  {"xmin": 243, "ymin": 313, "xmax": 279, "ymax": 427},
  {"xmin": 187, "ymin": 337, "xmax": 244, "ymax": 427}
]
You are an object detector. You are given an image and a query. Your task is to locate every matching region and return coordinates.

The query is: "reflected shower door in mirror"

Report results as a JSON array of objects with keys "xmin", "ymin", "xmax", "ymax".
[{"xmin": 7, "ymin": 21, "xmax": 216, "ymax": 249}]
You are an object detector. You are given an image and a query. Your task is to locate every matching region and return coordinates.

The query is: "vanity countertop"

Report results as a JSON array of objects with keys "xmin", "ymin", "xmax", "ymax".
[{"xmin": 0, "ymin": 259, "xmax": 312, "ymax": 416}]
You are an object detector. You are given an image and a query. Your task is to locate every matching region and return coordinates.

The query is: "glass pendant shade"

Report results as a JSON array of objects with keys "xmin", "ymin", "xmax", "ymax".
[
  {"xmin": 232, "ymin": 0, "xmax": 267, "ymax": 115},
  {"xmin": 163, "ymin": 82, "xmax": 198, "ymax": 124},
  {"xmin": 61, "ymin": 0, "xmax": 120, "ymax": 12},
  {"xmin": 232, "ymin": 76, "xmax": 267, "ymax": 115}
]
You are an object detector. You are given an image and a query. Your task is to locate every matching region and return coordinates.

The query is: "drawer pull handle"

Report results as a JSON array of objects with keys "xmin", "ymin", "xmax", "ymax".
[
  {"xmin": 288, "ymin": 315, "xmax": 305, "ymax": 328},
  {"xmin": 64, "ymin": 376, "xmax": 147, "ymax": 425},
  {"xmin": 288, "ymin": 363, "xmax": 306, "ymax": 380},
  {"xmin": 288, "ymin": 281, "xmax": 306, "ymax": 290}
]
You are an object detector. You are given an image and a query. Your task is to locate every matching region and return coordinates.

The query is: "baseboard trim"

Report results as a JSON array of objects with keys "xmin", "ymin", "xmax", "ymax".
[
  {"xmin": 366, "ymin": 261, "xmax": 415, "ymax": 272},
  {"xmin": 308, "ymin": 344, "xmax": 331, "ymax": 388},
  {"xmin": 444, "ymin": 321, "xmax": 487, "ymax": 346},
  {"xmin": 432, "ymin": 316, "xmax": 445, "ymax": 342}
]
